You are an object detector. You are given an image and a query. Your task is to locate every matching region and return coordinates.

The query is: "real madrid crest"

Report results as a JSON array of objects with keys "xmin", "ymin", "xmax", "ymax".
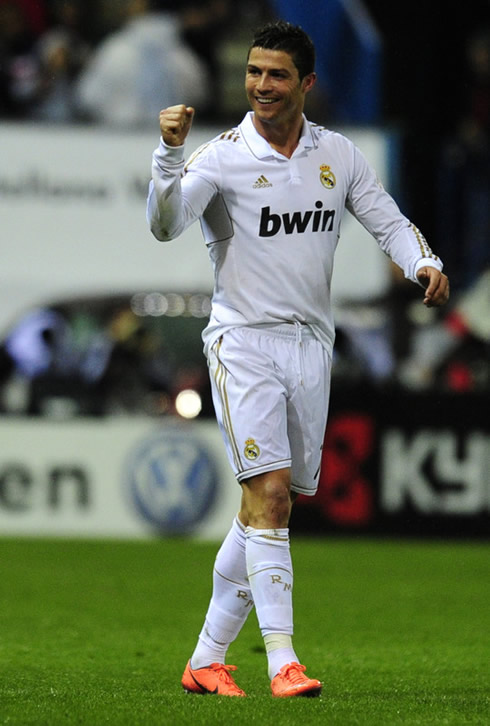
[
  {"xmin": 320, "ymin": 164, "xmax": 336, "ymax": 189},
  {"xmin": 244, "ymin": 438, "xmax": 260, "ymax": 460}
]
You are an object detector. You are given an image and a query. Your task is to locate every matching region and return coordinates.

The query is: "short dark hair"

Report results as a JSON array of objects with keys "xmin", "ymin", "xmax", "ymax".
[{"xmin": 248, "ymin": 21, "xmax": 316, "ymax": 80}]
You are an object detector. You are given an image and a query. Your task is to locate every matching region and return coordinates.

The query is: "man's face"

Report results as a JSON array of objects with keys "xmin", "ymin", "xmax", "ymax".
[{"xmin": 245, "ymin": 47, "xmax": 315, "ymax": 128}]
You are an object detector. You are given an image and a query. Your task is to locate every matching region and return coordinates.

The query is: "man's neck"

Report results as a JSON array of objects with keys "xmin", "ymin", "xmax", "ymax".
[{"xmin": 252, "ymin": 114, "xmax": 304, "ymax": 159}]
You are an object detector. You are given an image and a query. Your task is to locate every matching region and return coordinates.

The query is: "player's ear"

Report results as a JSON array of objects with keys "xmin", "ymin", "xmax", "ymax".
[{"xmin": 302, "ymin": 72, "xmax": 317, "ymax": 94}]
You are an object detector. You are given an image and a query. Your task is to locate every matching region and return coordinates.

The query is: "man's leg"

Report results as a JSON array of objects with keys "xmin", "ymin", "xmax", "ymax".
[
  {"xmin": 240, "ymin": 470, "xmax": 322, "ymax": 697},
  {"xmin": 191, "ymin": 515, "xmax": 253, "ymax": 668},
  {"xmin": 181, "ymin": 515, "xmax": 252, "ymax": 696},
  {"xmin": 191, "ymin": 325, "xmax": 327, "ymax": 696}
]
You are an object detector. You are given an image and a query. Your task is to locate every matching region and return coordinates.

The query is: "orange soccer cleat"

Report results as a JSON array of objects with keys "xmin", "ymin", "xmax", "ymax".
[
  {"xmin": 181, "ymin": 660, "xmax": 247, "ymax": 697},
  {"xmin": 270, "ymin": 662, "xmax": 322, "ymax": 698}
]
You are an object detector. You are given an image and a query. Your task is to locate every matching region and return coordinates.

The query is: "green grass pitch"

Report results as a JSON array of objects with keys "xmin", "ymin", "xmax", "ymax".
[{"xmin": 0, "ymin": 536, "xmax": 489, "ymax": 725}]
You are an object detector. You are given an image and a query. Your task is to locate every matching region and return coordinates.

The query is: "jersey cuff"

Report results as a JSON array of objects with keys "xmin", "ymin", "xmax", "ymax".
[
  {"xmin": 157, "ymin": 138, "xmax": 185, "ymax": 164},
  {"xmin": 413, "ymin": 257, "xmax": 443, "ymax": 285}
]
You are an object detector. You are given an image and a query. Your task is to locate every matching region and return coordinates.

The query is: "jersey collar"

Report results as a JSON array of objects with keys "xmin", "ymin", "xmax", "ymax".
[{"xmin": 240, "ymin": 111, "xmax": 316, "ymax": 160}]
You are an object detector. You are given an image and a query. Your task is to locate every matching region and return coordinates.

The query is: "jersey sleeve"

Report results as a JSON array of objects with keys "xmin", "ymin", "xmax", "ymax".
[
  {"xmin": 345, "ymin": 141, "xmax": 443, "ymax": 284},
  {"xmin": 146, "ymin": 138, "xmax": 218, "ymax": 242}
]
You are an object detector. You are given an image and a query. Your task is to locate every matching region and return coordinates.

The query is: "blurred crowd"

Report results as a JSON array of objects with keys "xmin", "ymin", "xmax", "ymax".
[
  {"xmin": 0, "ymin": 294, "xmax": 214, "ymax": 417},
  {"xmin": 0, "ymin": 0, "xmax": 488, "ymax": 408},
  {"xmin": 0, "ymin": 0, "xmax": 270, "ymax": 124}
]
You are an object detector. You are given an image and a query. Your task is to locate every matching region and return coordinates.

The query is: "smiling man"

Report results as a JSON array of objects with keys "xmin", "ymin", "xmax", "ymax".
[
  {"xmin": 245, "ymin": 43, "xmax": 316, "ymax": 157},
  {"xmin": 147, "ymin": 21, "xmax": 449, "ymax": 698}
]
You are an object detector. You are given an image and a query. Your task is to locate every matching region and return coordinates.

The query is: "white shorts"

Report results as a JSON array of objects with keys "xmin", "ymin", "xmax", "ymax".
[{"xmin": 207, "ymin": 324, "xmax": 332, "ymax": 496}]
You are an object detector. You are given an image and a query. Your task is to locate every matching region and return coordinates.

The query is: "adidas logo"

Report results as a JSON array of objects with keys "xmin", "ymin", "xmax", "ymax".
[{"xmin": 253, "ymin": 175, "xmax": 273, "ymax": 188}]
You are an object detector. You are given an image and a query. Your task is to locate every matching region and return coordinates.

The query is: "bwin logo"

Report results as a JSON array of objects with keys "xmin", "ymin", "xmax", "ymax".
[{"xmin": 259, "ymin": 202, "xmax": 335, "ymax": 237}]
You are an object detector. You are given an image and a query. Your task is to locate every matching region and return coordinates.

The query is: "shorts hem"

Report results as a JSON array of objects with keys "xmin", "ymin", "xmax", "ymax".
[
  {"xmin": 236, "ymin": 459, "xmax": 291, "ymax": 482},
  {"xmin": 291, "ymin": 484, "xmax": 317, "ymax": 497},
  {"xmin": 236, "ymin": 464, "xmax": 318, "ymax": 497}
]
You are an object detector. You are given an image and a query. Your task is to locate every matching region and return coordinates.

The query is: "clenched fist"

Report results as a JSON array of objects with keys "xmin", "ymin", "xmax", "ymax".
[{"xmin": 159, "ymin": 104, "xmax": 195, "ymax": 147}]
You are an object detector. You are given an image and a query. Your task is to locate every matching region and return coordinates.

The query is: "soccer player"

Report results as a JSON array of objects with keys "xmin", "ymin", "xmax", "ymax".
[{"xmin": 146, "ymin": 21, "xmax": 450, "ymax": 697}]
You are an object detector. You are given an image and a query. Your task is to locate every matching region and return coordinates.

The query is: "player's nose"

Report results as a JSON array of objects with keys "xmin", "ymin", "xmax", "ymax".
[{"xmin": 255, "ymin": 73, "xmax": 271, "ymax": 92}]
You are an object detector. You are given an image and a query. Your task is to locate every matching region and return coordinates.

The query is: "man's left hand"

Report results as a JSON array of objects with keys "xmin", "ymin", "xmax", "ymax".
[{"xmin": 416, "ymin": 267, "xmax": 450, "ymax": 307}]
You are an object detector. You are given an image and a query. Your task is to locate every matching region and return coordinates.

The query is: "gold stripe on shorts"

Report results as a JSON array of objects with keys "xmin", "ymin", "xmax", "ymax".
[{"xmin": 214, "ymin": 339, "xmax": 243, "ymax": 474}]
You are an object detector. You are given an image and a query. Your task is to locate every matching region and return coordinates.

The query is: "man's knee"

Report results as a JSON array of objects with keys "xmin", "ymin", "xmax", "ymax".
[{"xmin": 240, "ymin": 469, "xmax": 292, "ymax": 528}]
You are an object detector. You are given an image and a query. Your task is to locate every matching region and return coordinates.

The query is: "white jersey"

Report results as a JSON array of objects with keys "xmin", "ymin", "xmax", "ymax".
[{"xmin": 147, "ymin": 111, "xmax": 442, "ymax": 356}]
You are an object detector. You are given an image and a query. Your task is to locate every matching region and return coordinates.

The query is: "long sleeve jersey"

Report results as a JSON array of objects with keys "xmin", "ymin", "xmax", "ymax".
[{"xmin": 147, "ymin": 111, "xmax": 442, "ymax": 356}]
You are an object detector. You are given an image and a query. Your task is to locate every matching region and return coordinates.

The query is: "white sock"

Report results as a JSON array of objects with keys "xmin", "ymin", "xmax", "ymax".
[
  {"xmin": 245, "ymin": 527, "xmax": 298, "ymax": 679},
  {"xmin": 264, "ymin": 634, "xmax": 299, "ymax": 680},
  {"xmin": 191, "ymin": 516, "xmax": 254, "ymax": 669}
]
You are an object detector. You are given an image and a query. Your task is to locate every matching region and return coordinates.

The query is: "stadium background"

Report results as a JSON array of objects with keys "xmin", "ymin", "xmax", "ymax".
[
  {"xmin": 0, "ymin": 0, "xmax": 488, "ymax": 540},
  {"xmin": 0, "ymin": 3, "xmax": 489, "ymax": 724}
]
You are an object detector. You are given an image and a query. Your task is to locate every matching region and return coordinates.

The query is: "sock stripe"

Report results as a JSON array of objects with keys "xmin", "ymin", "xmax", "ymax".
[
  {"xmin": 248, "ymin": 565, "xmax": 292, "ymax": 579},
  {"xmin": 245, "ymin": 528, "xmax": 289, "ymax": 543},
  {"xmin": 256, "ymin": 534, "xmax": 289, "ymax": 542},
  {"xmin": 214, "ymin": 566, "xmax": 249, "ymax": 587},
  {"xmin": 203, "ymin": 625, "xmax": 228, "ymax": 646}
]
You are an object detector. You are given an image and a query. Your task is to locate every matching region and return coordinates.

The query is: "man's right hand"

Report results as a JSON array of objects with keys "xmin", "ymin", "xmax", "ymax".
[{"xmin": 159, "ymin": 105, "xmax": 195, "ymax": 147}]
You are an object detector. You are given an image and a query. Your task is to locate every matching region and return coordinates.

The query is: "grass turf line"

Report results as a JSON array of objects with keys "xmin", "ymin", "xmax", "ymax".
[{"xmin": 0, "ymin": 537, "xmax": 489, "ymax": 725}]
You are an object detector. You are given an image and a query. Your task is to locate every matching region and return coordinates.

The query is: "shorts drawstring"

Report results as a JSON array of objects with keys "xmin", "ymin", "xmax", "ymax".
[
  {"xmin": 246, "ymin": 321, "xmax": 314, "ymax": 387},
  {"xmin": 294, "ymin": 322, "xmax": 304, "ymax": 386}
]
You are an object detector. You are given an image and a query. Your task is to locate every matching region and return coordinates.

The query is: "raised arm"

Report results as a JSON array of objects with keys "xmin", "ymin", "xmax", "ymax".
[{"xmin": 146, "ymin": 105, "xmax": 216, "ymax": 242}]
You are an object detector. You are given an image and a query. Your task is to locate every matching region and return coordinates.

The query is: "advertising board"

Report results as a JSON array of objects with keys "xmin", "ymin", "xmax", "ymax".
[
  {"xmin": 0, "ymin": 417, "xmax": 241, "ymax": 539},
  {"xmin": 293, "ymin": 387, "xmax": 490, "ymax": 538},
  {"xmin": 0, "ymin": 388, "xmax": 488, "ymax": 540}
]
